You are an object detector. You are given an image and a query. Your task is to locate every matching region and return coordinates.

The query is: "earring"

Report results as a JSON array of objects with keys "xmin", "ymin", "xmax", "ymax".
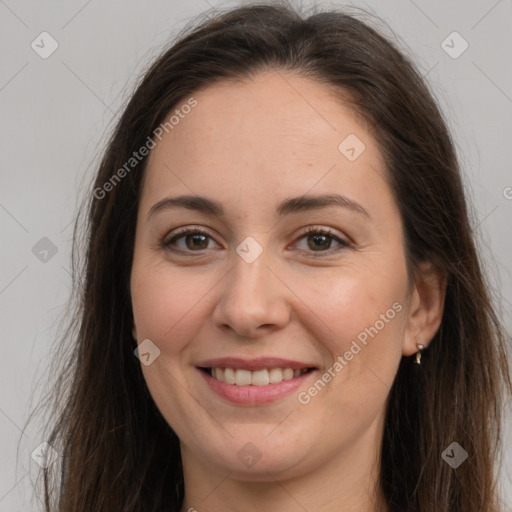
[{"xmin": 414, "ymin": 344, "xmax": 425, "ymax": 365}]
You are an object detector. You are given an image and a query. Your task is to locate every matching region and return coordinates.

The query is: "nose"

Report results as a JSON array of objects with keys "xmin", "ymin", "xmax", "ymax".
[{"xmin": 211, "ymin": 249, "xmax": 291, "ymax": 339}]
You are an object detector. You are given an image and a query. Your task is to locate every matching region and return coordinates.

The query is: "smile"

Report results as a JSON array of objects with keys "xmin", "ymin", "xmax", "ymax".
[{"xmin": 204, "ymin": 367, "xmax": 312, "ymax": 386}]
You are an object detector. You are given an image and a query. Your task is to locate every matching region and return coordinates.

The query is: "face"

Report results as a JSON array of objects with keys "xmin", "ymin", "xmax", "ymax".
[{"xmin": 130, "ymin": 70, "xmax": 423, "ymax": 482}]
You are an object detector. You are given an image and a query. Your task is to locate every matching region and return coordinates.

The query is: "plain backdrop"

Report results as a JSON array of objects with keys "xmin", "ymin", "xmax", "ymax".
[{"xmin": 1, "ymin": 0, "xmax": 511, "ymax": 510}]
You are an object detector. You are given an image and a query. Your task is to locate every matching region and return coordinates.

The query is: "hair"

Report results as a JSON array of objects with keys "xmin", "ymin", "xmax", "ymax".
[{"xmin": 31, "ymin": 2, "xmax": 511, "ymax": 511}]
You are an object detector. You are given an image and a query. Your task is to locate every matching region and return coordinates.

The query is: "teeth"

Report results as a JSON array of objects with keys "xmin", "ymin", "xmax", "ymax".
[
  {"xmin": 283, "ymin": 368, "xmax": 294, "ymax": 380},
  {"xmin": 269, "ymin": 368, "xmax": 283, "ymax": 383},
  {"xmin": 235, "ymin": 369, "xmax": 252, "ymax": 386},
  {"xmin": 224, "ymin": 368, "xmax": 236, "ymax": 384},
  {"xmin": 209, "ymin": 367, "xmax": 310, "ymax": 385},
  {"xmin": 251, "ymin": 369, "xmax": 269, "ymax": 386}
]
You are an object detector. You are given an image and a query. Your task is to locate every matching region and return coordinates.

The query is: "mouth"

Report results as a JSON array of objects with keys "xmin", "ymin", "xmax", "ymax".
[
  {"xmin": 198, "ymin": 366, "xmax": 316, "ymax": 386},
  {"xmin": 195, "ymin": 357, "xmax": 319, "ymax": 405}
]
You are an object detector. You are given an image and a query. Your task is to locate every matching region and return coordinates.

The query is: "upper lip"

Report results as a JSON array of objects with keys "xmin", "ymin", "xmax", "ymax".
[{"xmin": 196, "ymin": 357, "xmax": 318, "ymax": 371}]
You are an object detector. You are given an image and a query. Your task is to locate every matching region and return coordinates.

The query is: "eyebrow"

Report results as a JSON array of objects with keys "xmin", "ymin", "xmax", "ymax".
[{"xmin": 147, "ymin": 193, "xmax": 370, "ymax": 220}]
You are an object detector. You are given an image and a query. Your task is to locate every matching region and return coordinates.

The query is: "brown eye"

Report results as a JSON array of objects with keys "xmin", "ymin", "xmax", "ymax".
[
  {"xmin": 307, "ymin": 232, "xmax": 333, "ymax": 251},
  {"xmin": 294, "ymin": 227, "xmax": 350, "ymax": 256},
  {"xmin": 183, "ymin": 233, "xmax": 209, "ymax": 250},
  {"xmin": 164, "ymin": 228, "xmax": 219, "ymax": 253}
]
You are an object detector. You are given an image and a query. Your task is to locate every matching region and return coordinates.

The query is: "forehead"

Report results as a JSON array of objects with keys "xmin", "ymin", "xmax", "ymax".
[
  {"xmin": 141, "ymin": 70, "xmax": 391, "ymax": 217},
  {"xmin": 155, "ymin": 71, "xmax": 368, "ymax": 158}
]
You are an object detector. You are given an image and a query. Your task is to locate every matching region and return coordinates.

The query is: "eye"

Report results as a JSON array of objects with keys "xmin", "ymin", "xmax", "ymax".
[
  {"xmin": 163, "ymin": 227, "xmax": 220, "ymax": 253},
  {"xmin": 162, "ymin": 226, "xmax": 351, "ymax": 256},
  {"xmin": 292, "ymin": 226, "xmax": 350, "ymax": 256}
]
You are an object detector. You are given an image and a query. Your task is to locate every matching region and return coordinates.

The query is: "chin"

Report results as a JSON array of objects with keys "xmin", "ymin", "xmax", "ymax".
[{"xmin": 193, "ymin": 428, "xmax": 317, "ymax": 481}]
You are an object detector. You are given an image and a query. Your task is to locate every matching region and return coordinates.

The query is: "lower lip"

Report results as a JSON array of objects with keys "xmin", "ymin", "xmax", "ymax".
[{"xmin": 198, "ymin": 368, "xmax": 316, "ymax": 405}]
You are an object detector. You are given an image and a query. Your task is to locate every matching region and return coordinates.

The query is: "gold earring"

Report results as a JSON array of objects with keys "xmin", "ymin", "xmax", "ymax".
[{"xmin": 414, "ymin": 344, "xmax": 425, "ymax": 365}]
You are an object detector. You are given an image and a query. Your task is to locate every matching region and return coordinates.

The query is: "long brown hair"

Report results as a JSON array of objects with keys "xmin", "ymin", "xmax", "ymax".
[{"xmin": 31, "ymin": 2, "xmax": 511, "ymax": 511}]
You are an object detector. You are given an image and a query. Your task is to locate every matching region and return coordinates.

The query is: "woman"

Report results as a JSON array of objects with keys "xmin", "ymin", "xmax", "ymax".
[{"xmin": 36, "ymin": 2, "xmax": 511, "ymax": 511}]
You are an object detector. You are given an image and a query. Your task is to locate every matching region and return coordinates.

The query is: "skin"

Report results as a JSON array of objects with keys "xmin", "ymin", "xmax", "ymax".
[{"xmin": 130, "ymin": 70, "xmax": 446, "ymax": 512}]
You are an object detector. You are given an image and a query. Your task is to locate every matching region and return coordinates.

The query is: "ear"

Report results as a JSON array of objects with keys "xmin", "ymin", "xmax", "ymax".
[
  {"xmin": 132, "ymin": 324, "xmax": 138, "ymax": 341},
  {"xmin": 402, "ymin": 261, "xmax": 447, "ymax": 356}
]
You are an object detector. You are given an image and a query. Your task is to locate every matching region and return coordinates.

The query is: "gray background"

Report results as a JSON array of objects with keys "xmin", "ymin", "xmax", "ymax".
[{"xmin": 1, "ymin": 0, "xmax": 511, "ymax": 510}]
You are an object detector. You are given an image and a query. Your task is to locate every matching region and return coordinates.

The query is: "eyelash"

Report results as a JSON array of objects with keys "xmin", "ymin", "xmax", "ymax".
[{"xmin": 162, "ymin": 225, "xmax": 351, "ymax": 257}]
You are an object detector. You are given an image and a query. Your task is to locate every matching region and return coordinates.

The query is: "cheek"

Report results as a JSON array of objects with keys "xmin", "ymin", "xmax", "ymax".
[
  {"xmin": 299, "ymin": 260, "xmax": 407, "ymax": 405},
  {"xmin": 299, "ymin": 279, "xmax": 403, "ymax": 426},
  {"xmin": 130, "ymin": 263, "xmax": 212, "ymax": 427},
  {"xmin": 131, "ymin": 262, "xmax": 212, "ymax": 347},
  {"xmin": 305, "ymin": 265, "xmax": 406, "ymax": 348}
]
